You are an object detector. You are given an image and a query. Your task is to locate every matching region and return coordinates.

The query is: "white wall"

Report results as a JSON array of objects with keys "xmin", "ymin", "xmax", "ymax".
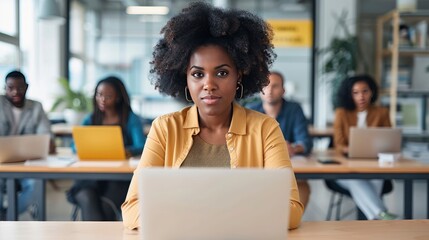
[
  {"xmin": 272, "ymin": 48, "xmax": 312, "ymax": 117},
  {"xmin": 23, "ymin": 0, "xmax": 65, "ymax": 111}
]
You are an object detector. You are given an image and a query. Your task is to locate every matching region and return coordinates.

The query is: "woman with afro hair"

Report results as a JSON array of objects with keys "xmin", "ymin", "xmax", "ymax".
[{"xmin": 122, "ymin": 1, "xmax": 303, "ymax": 230}]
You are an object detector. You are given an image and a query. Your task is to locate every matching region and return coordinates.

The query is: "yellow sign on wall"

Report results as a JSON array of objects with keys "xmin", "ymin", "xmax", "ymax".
[{"xmin": 267, "ymin": 20, "xmax": 313, "ymax": 48}]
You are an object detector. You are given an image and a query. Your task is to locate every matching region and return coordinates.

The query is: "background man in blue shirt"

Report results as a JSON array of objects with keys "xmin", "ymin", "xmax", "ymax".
[{"xmin": 247, "ymin": 71, "xmax": 312, "ymax": 208}]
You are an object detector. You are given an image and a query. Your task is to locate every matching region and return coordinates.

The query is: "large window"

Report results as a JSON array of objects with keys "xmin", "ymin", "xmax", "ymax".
[
  {"xmin": 0, "ymin": 0, "xmax": 19, "ymax": 91},
  {"xmin": 0, "ymin": 0, "xmax": 17, "ymax": 36},
  {"xmin": 0, "ymin": 42, "xmax": 19, "ymax": 90},
  {"xmin": 68, "ymin": 0, "xmax": 314, "ymax": 119}
]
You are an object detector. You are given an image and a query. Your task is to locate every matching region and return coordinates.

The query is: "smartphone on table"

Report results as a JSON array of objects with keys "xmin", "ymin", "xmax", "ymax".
[{"xmin": 317, "ymin": 158, "xmax": 341, "ymax": 164}]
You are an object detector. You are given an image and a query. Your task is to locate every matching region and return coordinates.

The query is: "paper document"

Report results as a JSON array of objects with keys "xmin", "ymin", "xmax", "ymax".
[
  {"xmin": 71, "ymin": 161, "xmax": 125, "ymax": 167},
  {"xmin": 25, "ymin": 156, "xmax": 76, "ymax": 167},
  {"xmin": 129, "ymin": 157, "xmax": 140, "ymax": 167}
]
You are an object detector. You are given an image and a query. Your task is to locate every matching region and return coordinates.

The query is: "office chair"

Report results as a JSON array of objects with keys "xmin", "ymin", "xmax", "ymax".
[
  {"xmin": 325, "ymin": 180, "xmax": 393, "ymax": 220},
  {"xmin": 70, "ymin": 196, "xmax": 122, "ymax": 221}
]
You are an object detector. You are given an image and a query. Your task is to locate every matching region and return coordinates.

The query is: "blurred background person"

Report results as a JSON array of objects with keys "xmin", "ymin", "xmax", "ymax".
[
  {"xmin": 0, "ymin": 70, "xmax": 55, "ymax": 219},
  {"xmin": 333, "ymin": 74, "xmax": 396, "ymax": 220},
  {"xmin": 67, "ymin": 76, "xmax": 146, "ymax": 220},
  {"xmin": 247, "ymin": 71, "xmax": 312, "ymax": 208}
]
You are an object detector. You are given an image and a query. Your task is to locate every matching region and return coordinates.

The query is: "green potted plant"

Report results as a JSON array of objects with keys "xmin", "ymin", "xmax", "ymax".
[
  {"xmin": 321, "ymin": 11, "xmax": 367, "ymax": 109},
  {"xmin": 51, "ymin": 78, "xmax": 92, "ymax": 125}
]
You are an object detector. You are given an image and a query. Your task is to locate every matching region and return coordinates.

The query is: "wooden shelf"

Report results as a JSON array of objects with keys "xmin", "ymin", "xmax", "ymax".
[
  {"xmin": 376, "ymin": 10, "xmax": 429, "ymax": 130},
  {"xmin": 382, "ymin": 48, "xmax": 429, "ymax": 56},
  {"xmin": 380, "ymin": 89, "xmax": 429, "ymax": 95},
  {"xmin": 400, "ymin": 11, "xmax": 429, "ymax": 18},
  {"xmin": 397, "ymin": 89, "xmax": 429, "ymax": 95}
]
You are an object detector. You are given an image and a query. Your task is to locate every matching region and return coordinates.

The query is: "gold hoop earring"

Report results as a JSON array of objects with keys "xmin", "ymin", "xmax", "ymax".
[
  {"xmin": 184, "ymin": 86, "xmax": 193, "ymax": 102},
  {"xmin": 236, "ymin": 82, "xmax": 244, "ymax": 100}
]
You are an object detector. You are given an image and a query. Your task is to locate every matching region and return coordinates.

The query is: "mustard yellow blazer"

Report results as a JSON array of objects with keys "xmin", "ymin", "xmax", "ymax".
[{"xmin": 121, "ymin": 103, "xmax": 304, "ymax": 230}]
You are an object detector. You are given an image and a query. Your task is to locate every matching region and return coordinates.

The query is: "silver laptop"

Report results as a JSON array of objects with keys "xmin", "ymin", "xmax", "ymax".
[
  {"xmin": 348, "ymin": 127, "xmax": 402, "ymax": 159},
  {"xmin": 138, "ymin": 168, "xmax": 292, "ymax": 240},
  {"xmin": 0, "ymin": 134, "xmax": 50, "ymax": 163}
]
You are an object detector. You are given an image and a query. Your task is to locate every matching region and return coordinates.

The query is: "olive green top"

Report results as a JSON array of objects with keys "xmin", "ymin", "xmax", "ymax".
[{"xmin": 181, "ymin": 135, "xmax": 230, "ymax": 168}]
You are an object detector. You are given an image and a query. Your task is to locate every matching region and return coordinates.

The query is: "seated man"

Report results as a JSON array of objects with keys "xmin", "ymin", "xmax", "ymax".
[
  {"xmin": 247, "ymin": 71, "xmax": 313, "ymax": 208},
  {"xmin": 0, "ymin": 70, "xmax": 55, "ymax": 219}
]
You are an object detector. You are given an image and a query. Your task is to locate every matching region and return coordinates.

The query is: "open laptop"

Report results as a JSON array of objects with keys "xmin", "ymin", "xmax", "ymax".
[
  {"xmin": 72, "ymin": 126, "xmax": 126, "ymax": 160},
  {"xmin": 348, "ymin": 127, "xmax": 402, "ymax": 159},
  {"xmin": 0, "ymin": 134, "xmax": 50, "ymax": 163},
  {"xmin": 138, "ymin": 168, "xmax": 292, "ymax": 240}
]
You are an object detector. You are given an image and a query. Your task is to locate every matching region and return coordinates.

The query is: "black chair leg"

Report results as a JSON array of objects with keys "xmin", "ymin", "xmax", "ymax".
[
  {"xmin": 71, "ymin": 205, "xmax": 79, "ymax": 221},
  {"xmin": 335, "ymin": 195, "xmax": 343, "ymax": 220},
  {"xmin": 326, "ymin": 193, "xmax": 336, "ymax": 220},
  {"xmin": 357, "ymin": 208, "xmax": 367, "ymax": 220}
]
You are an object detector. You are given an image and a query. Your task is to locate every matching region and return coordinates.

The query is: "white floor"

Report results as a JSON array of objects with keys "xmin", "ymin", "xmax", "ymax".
[{"xmin": 19, "ymin": 180, "xmax": 74, "ymax": 221}]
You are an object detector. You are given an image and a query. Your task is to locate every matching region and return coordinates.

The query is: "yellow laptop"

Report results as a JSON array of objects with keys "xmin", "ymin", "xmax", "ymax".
[{"xmin": 72, "ymin": 126, "xmax": 126, "ymax": 160}]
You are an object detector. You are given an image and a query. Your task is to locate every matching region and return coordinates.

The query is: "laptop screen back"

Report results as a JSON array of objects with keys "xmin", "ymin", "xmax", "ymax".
[
  {"xmin": 348, "ymin": 127, "xmax": 402, "ymax": 159},
  {"xmin": 0, "ymin": 134, "xmax": 50, "ymax": 163},
  {"xmin": 138, "ymin": 168, "xmax": 291, "ymax": 240},
  {"xmin": 72, "ymin": 126, "xmax": 126, "ymax": 160}
]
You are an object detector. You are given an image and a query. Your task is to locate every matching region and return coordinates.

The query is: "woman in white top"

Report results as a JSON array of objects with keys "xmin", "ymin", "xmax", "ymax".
[{"xmin": 333, "ymin": 75, "xmax": 397, "ymax": 220}]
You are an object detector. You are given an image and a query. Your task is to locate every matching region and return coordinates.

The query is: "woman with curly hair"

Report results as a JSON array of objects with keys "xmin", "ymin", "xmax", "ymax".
[
  {"xmin": 333, "ymin": 74, "xmax": 397, "ymax": 220},
  {"xmin": 121, "ymin": 2, "xmax": 303, "ymax": 230}
]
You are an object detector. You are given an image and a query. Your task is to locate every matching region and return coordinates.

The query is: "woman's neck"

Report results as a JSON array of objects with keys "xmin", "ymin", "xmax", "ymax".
[
  {"xmin": 197, "ymin": 105, "xmax": 232, "ymax": 145},
  {"xmin": 356, "ymin": 106, "xmax": 369, "ymax": 112},
  {"xmin": 198, "ymin": 111, "xmax": 232, "ymax": 131},
  {"xmin": 102, "ymin": 108, "xmax": 120, "ymax": 125}
]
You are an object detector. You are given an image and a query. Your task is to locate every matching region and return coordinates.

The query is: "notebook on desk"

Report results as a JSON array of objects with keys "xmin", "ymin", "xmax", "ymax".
[
  {"xmin": 138, "ymin": 168, "xmax": 292, "ymax": 240},
  {"xmin": 72, "ymin": 126, "xmax": 126, "ymax": 161},
  {"xmin": 0, "ymin": 134, "xmax": 50, "ymax": 163},
  {"xmin": 348, "ymin": 127, "xmax": 402, "ymax": 159}
]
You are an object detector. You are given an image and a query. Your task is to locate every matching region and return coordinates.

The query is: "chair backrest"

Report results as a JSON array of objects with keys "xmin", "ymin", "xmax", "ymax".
[{"xmin": 70, "ymin": 197, "xmax": 122, "ymax": 221}]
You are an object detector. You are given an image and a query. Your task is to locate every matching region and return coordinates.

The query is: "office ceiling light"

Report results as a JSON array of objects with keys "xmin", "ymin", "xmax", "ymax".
[
  {"xmin": 126, "ymin": 6, "xmax": 169, "ymax": 15},
  {"xmin": 38, "ymin": 0, "xmax": 65, "ymax": 24}
]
